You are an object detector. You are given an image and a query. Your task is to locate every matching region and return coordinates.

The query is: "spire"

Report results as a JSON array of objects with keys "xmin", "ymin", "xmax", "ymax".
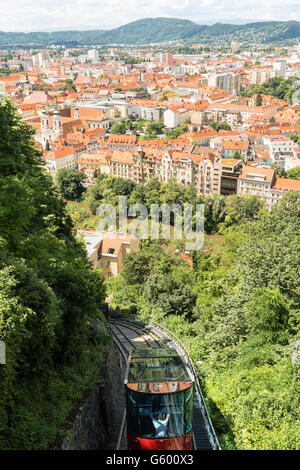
[{"xmin": 53, "ymin": 105, "xmax": 60, "ymax": 116}]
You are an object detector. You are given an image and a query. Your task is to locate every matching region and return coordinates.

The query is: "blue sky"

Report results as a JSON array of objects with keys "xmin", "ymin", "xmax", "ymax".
[{"xmin": 1, "ymin": 0, "xmax": 300, "ymax": 32}]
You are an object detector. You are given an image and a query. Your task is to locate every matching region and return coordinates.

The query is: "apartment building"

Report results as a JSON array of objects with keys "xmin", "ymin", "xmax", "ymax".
[
  {"xmin": 207, "ymin": 72, "xmax": 242, "ymax": 94},
  {"xmin": 222, "ymin": 140, "xmax": 249, "ymax": 159},
  {"xmin": 262, "ymin": 134, "xmax": 295, "ymax": 168},
  {"xmin": 238, "ymin": 166, "xmax": 300, "ymax": 208},
  {"xmin": 237, "ymin": 167, "xmax": 276, "ymax": 206},
  {"xmin": 262, "ymin": 135, "xmax": 294, "ymax": 155},
  {"xmin": 43, "ymin": 147, "xmax": 77, "ymax": 177},
  {"xmin": 78, "ymin": 151, "xmax": 111, "ymax": 181},
  {"xmin": 129, "ymin": 99, "xmax": 164, "ymax": 121},
  {"xmin": 164, "ymin": 108, "xmax": 190, "ymax": 129}
]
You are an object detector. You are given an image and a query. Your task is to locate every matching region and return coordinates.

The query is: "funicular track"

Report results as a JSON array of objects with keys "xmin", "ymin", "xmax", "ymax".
[{"xmin": 108, "ymin": 318, "xmax": 221, "ymax": 451}]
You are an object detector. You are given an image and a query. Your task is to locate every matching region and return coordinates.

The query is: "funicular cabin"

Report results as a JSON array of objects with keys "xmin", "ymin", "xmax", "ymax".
[{"xmin": 125, "ymin": 348, "xmax": 194, "ymax": 450}]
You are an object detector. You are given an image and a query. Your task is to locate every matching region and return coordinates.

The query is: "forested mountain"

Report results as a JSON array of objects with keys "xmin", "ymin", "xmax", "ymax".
[{"xmin": 1, "ymin": 18, "xmax": 300, "ymax": 46}]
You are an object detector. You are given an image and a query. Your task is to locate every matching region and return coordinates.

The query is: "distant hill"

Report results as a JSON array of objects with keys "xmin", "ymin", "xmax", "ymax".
[
  {"xmin": 0, "ymin": 30, "xmax": 105, "ymax": 47},
  {"xmin": 94, "ymin": 17, "xmax": 206, "ymax": 44},
  {"xmin": 1, "ymin": 17, "xmax": 300, "ymax": 46},
  {"xmin": 199, "ymin": 21, "xmax": 300, "ymax": 44}
]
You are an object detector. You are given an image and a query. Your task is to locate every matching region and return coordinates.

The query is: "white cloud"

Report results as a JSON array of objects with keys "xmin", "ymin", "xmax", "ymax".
[{"xmin": 0, "ymin": 0, "xmax": 299, "ymax": 32}]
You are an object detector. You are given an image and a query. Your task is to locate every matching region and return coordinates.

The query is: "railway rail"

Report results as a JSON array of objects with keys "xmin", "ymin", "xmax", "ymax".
[{"xmin": 108, "ymin": 318, "xmax": 221, "ymax": 451}]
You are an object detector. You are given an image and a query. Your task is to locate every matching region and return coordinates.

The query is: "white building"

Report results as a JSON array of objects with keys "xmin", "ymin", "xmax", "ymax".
[
  {"xmin": 262, "ymin": 135, "xmax": 294, "ymax": 156},
  {"xmin": 284, "ymin": 156, "xmax": 300, "ymax": 171},
  {"xmin": 273, "ymin": 60, "xmax": 287, "ymax": 79},
  {"xmin": 88, "ymin": 49, "xmax": 99, "ymax": 63},
  {"xmin": 36, "ymin": 107, "xmax": 63, "ymax": 149},
  {"xmin": 43, "ymin": 147, "xmax": 77, "ymax": 177},
  {"xmin": 164, "ymin": 108, "xmax": 189, "ymax": 129}
]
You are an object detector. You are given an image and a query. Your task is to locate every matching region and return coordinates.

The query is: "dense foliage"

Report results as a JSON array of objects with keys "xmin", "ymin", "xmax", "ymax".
[
  {"xmin": 242, "ymin": 76, "xmax": 300, "ymax": 104},
  {"xmin": 210, "ymin": 122, "xmax": 232, "ymax": 131},
  {"xmin": 83, "ymin": 174, "xmax": 265, "ymax": 236},
  {"xmin": 56, "ymin": 168, "xmax": 86, "ymax": 201},
  {"xmin": 0, "ymin": 100, "xmax": 107, "ymax": 450},
  {"xmin": 106, "ymin": 189, "xmax": 300, "ymax": 450}
]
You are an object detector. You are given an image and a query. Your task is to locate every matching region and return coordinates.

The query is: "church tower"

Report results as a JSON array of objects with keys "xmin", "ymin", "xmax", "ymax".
[
  {"xmin": 41, "ymin": 106, "xmax": 49, "ymax": 133},
  {"xmin": 53, "ymin": 106, "xmax": 63, "ymax": 137},
  {"xmin": 40, "ymin": 106, "xmax": 50, "ymax": 149}
]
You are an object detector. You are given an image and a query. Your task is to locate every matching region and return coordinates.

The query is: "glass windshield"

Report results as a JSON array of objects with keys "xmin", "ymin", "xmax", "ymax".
[
  {"xmin": 126, "ymin": 387, "xmax": 193, "ymax": 439},
  {"xmin": 127, "ymin": 348, "xmax": 190, "ymax": 384}
]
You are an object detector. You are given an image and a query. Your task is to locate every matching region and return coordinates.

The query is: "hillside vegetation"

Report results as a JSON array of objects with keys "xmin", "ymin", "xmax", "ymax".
[
  {"xmin": 0, "ymin": 99, "xmax": 108, "ymax": 450},
  {"xmin": 105, "ymin": 181, "xmax": 300, "ymax": 450}
]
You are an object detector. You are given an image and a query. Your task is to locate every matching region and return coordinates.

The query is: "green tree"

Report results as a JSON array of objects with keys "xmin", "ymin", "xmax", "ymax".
[
  {"xmin": 110, "ymin": 121, "xmax": 126, "ymax": 134},
  {"xmin": 211, "ymin": 122, "xmax": 232, "ymax": 131},
  {"xmin": 145, "ymin": 121, "xmax": 164, "ymax": 137},
  {"xmin": 55, "ymin": 168, "xmax": 86, "ymax": 201},
  {"xmin": 58, "ymin": 78, "xmax": 76, "ymax": 92},
  {"xmin": 112, "ymin": 177, "xmax": 136, "ymax": 196},
  {"xmin": 286, "ymin": 167, "xmax": 300, "ymax": 180}
]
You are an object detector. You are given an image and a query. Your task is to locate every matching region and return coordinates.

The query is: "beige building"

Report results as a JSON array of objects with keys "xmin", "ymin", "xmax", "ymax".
[
  {"xmin": 237, "ymin": 166, "xmax": 276, "ymax": 206},
  {"xmin": 78, "ymin": 150, "xmax": 111, "ymax": 181},
  {"xmin": 208, "ymin": 72, "xmax": 242, "ymax": 94},
  {"xmin": 238, "ymin": 167, "xmax": 300, "ymax": 208},
  {"xmin": 80, "ymin": 230, "xmax": 138, "ymax": 277}
]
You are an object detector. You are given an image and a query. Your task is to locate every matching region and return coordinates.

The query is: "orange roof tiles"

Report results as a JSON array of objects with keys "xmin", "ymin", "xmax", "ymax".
[
  {"xmin": 240, "ymin": 166, "xmax": 275, "ymax": 183},
  {"xmin": 111, "ymin": 150, "xmax": 133, "ymax": 163},
  {"xmin": 273, "ymin": 177, "xmax": 300, "ymax": 192},
  {"xmin": 108, "ymin": 134, "xmax": 137, "ymax": 145},
  {"xmin": 222, "ymin": 140, "xmax": 248, "ymax": 151}
]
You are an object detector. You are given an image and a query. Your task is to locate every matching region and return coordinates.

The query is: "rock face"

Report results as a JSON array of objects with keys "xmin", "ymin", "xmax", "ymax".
[
  {"xmin": 59, "ymin": 387, "xmax": 107, "ymax": 450},
  {"xmin": 56, "ymin": 341, "xmax": 125, "ymax": 450}
]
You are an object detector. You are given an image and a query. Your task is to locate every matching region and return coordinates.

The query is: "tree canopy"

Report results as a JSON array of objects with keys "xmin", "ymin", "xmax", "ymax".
[
  {"xmin": 55, "ymin": 168, "xmax": 86, "ymax": 201},
  {"xmin": 0, "ymin": 99, "xmax": 107, "ymax": 450}
]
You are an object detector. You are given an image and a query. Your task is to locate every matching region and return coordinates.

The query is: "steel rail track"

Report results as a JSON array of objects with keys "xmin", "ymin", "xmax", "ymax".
[{"xmin": 110, "ymin": 318, "xmax": 163, "ymax": 349}]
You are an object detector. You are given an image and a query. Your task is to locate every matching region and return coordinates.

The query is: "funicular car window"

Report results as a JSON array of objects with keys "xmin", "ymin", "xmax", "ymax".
[
  {"xmin": 184, "ymin": 386, "xmax": 193, "ymax": 433},
  {"xmin": 137, "ymin": 392, "xmax": 184, "ymax": 439}
]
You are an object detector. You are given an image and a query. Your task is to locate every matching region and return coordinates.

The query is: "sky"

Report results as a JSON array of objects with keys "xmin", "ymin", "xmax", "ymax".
[{"xmin": 0, "ymin": 0, "xmax": 300, "ymax": 32}]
